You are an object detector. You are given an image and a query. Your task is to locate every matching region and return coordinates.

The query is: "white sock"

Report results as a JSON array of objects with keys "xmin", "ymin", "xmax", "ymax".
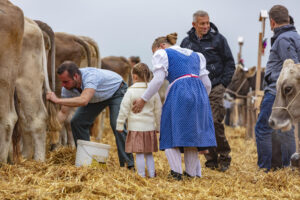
[
  {"xmin": 184, "ymin": 147, "xmax": 198, "ymax": 177},
  {"xmin": 165, "ymin": 148, "xmax": 182, "ymax": 174},
  {"xmin": 145, "ymin": 153, "xmax": 155, "ymax": 178},
  {"xmin": 136, "ymin": 153, "xmax": 145, "ymax": 177},
  {"xmin": 196, "ymin": 159, "xmax": 202, "ymax": 177}
]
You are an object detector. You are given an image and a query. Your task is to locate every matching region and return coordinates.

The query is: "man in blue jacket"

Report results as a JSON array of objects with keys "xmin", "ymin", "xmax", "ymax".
[
  {"xmin": 255, "ymin": 5, "xmax": 299, "ymax": 171},
  {"xmin": 181, "ymin": 10, "xmax": 235, "ymax": 172}
]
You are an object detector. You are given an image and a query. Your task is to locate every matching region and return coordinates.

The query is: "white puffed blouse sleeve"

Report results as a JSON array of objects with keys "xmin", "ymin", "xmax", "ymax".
[
  {"xmin": 151, "ymin": 49, "xmax": 169, "ymax": 75},
  {"xmin": 197, "ymin": 52, "xmax": 209, "ymax": 76}
]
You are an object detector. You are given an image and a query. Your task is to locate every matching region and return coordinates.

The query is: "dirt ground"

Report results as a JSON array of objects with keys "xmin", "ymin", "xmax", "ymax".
[{"xmin": 1, "ymin": 120, "xmax": 300, "ymax": 200}]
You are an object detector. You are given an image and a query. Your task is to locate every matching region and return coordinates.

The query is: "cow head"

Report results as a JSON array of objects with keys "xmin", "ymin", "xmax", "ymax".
[
  {"xmin": 225, "ymin": 65, "xmax": 256, "ymax": 99},
  {"xmin": 269, "ymin": 59, "xmax": 300, "ymax": 131}
]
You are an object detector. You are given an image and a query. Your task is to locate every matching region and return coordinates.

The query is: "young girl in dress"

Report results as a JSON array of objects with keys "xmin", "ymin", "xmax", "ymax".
[
  {"xmin": 116, "ymin": 63, "xmax": 162, "ymax": 178},
  {"xmin": 132, "ymin": 33, "xmax": 216, "ymax": 180}
]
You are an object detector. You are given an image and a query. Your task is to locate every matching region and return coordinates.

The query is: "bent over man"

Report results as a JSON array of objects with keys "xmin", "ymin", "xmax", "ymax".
[{"xmin": 47, "ymin": 61, "xmax": 134, "ymax": 169}]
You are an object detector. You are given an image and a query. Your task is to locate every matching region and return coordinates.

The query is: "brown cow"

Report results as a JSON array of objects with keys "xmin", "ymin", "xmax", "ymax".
[
  {"xmin": 269, "ymin": 59, "xmax": 300, "ymax": 168},
  {"xmin": 34, "ymin": 20, "xmax": 56, "ymax": 91},
  {"xmin": 79, "ymin": 36, "xmax": 101, "ymax": 68},
  {"xmin": 224, "ymin": 65, "xmax": 264, "ymax": 127},
  {"xmin": 101, "ymin": 56, "xmax": 131, "ymax": 84},
  {"xmin": 54, "ymin": 32, "xmax": 91, "ymax": 96},
  {"xmin": 52, "ymin": 33, "xmax": 101, "ymax": 148},
  {"xmin": 269, "ymin": 59, "xmax": 300, "ymax": 131},
  {"xmin": 16, "ymin": 17, "xmax": 60, "ymax": 161},
  {"xmin": 0, "ymin": 0, "xmax": 24, "ymax": 163}
]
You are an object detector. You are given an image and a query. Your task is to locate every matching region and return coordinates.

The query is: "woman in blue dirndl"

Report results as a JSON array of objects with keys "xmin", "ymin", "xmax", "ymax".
[{"xmin": 132, "ymin": 33, "xmax": 216, "ymax": 180}]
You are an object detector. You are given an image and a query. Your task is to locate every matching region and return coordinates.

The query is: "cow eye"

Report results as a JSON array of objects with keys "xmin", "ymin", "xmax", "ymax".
[{"xmin": 284, "ymin": 86, "xmax": 293, "ymax": 96}]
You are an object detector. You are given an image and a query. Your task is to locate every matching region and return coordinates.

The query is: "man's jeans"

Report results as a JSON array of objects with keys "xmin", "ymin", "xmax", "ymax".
[
  {"xmin": 255, "ymin": 92, "xmax": 296, "ymax": 170},
  {"xmin": 71, "ymin": 82, "xmax": 134, "ymax": 167}
]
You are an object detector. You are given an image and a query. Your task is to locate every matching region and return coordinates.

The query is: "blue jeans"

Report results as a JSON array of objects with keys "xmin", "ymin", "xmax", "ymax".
[
  {"xmin": 71, "ymin": 82, "xmax": 134, "ymax": 167},
  {"xmin": 255, "ymin": 92, "xmax": 296, "ymax": 170}
]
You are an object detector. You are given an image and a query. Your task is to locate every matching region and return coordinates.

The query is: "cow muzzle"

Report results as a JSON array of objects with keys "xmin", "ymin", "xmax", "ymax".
[{"xmin": 268, "ymin": 116, "xmax": 292, "ymax": 131}]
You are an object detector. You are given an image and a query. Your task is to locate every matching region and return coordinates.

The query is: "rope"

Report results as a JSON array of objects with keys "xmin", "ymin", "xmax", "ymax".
[
  {"xmin": 225, "ymin": 78, "xmax": 248, "ymax": 99},
  {"xmin": 272, "ymin": 90, "xmax": 300, "ymax": 122}
]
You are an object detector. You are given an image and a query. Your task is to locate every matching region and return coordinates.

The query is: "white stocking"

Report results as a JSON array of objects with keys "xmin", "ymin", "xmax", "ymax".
[
  {"xmin": 145, "ymin": 153, "xmax": 155, "ymax": 177},
  {"xmin": 136, "ymin": 153, "xmax": 145, "ymax": 177},
  {"xmin": 196, "ymin": 159, "xmax": 202, "ymax": 177},
  {"xmin": 165, "ymin": 148, "xmax": 182, "ymax": 174},
  {"xmin": 184, "ymin": 147, "xmax": 198, "ymax": 177}
]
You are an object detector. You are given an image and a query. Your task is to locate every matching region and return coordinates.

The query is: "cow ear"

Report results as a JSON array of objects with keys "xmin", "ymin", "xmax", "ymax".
[
  {"xmin": 246, "ymin": 66, "xmax": 256, "ymax": 77},
  {"xmin": 283, "ymin": 59, "xmax": 295, "ymax": 68}
]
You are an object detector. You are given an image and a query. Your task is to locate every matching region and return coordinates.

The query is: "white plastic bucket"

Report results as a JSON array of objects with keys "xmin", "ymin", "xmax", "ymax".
[{"xmin": 75, "ymin": 139, "xmax": 111, "ymax": 167}]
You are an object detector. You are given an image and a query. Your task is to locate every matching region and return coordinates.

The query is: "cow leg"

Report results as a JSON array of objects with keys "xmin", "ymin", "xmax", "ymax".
[
  {"xmin": 0, "ymin": 113, "xmax": 17, "ymax": 163},
  {"xmin": 97, "ymin": 110, "xmax": 106, "ymax": 141},
  {"xmin": 22, "ymin": 132, "xmax": 33, "ymax": 159},
  {"xmin": 90, "ymin": 110, "xmax": 105, "ymax": 141},
  {"xmin": 32, "ymin": 128, "xmax": 46, "ymax": 161},
  {"xmin": 64, "ymin": 120, "xmax": 75, "ymax": 148}
]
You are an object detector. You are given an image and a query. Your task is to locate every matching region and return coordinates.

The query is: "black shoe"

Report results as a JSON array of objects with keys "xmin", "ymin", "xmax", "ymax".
[
  {"xmin": 127, "ymin": 165, "xmax": 135, "ymax": 171},
  {"xmin": 183, "ymin": 171, "xmax": 192, "ymax": 177},
  {"xmin": 183, "ymin": 171, "xmax": 201, "ymax": 178},
  {"xmin": 219, "ymin": 165, "xmax": 229, "ymax": 172},
  {"xmin": 168, "ymin": 170, "xmax": 182, "ymax": 181}
]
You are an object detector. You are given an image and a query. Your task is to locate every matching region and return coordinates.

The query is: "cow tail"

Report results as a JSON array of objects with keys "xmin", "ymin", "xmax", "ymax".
[
  {"xmin": 12, "ymin": 89, "xmax": 21, "ymax": 164},
  {"xmin": 74, "ymin": 37, "xmax": 91, "ymax": 66},
  {"xmin": 40, "ymin": 36, "xmax": 61, "ymax": 139},
  {"xmin": 34, "ymin": 20, "xmax": 56, "ymax": 92}
]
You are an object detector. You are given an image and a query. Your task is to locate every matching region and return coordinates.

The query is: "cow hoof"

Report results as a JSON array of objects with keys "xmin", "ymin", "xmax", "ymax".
[{"xmin": 50, "ymin": 143, "xmax": 59, "ymax": 151}]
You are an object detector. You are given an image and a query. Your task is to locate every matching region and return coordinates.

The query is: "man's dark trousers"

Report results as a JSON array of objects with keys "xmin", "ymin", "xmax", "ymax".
[
  {"xmin": 205, "ymin": 84, "xmax": 231, "ymax": 169},
  {"xmin": 71, "ymin": 82, "xmax": 134, "ymax": 167}
]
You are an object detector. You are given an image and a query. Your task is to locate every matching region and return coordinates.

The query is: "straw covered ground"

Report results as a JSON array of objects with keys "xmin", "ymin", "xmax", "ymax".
[{"xmin": 1, "ymin": 119, "xmax": 300, "ymax": 200}]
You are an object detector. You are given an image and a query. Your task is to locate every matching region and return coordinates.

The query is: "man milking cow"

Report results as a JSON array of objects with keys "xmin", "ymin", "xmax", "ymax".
[
  {"xmin": 46, "ymin": 61, "xmax": 134, "ymax": 169},
  {"xmin": 255, "ymin": 5, "xmax": 300, "ymax": 171}
]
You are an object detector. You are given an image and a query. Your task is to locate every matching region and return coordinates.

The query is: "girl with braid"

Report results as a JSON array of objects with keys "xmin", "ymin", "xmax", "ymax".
[
  {"xmin": 132, "ymin": 33, "xmax": 216, "ymax": 180},
  {"xmin": 116, "ymin": 63, "xmax": 162, "ymax": 178}
]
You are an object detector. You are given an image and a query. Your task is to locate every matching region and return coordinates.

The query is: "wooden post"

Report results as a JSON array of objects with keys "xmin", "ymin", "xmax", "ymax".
[{"xmin": 255, "ymin": 10, "xmax": 268, "ymax": 116}]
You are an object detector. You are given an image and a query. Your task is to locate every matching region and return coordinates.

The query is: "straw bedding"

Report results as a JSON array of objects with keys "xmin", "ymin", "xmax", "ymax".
[{"xmin": 1, "ymin": 121, "xmax": 300, "ymax": 200}]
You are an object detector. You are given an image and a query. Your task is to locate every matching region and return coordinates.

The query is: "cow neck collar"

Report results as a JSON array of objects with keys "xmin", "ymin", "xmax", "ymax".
[{"xmin": 272, "ymin": 90, "xmax": 300, "ymax": 122}]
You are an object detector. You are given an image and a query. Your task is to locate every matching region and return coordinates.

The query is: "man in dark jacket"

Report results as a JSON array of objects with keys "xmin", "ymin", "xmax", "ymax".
[
  {"xmin": 181, "ymin": 10, "xmax": 235, "ymax": 172},
  {"xmin": 255, "ymin": 5, "xmax": 298, "ymax": 171}
]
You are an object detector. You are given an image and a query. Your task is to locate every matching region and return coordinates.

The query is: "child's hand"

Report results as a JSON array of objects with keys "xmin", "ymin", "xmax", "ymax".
[{"xmin": 117, "ymin": 130, "xmax": 123, "ymax": 133}]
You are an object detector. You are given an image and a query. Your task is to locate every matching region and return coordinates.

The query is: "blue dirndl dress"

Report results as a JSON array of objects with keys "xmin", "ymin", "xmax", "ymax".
[{"xmin": 159, "ymin": 48, "xmax": 216, "ymax": 150}]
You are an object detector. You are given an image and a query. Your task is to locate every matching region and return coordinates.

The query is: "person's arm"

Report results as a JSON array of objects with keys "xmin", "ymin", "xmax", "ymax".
[
  {"xmin": 219, "ymin": 36, "xmax": 235, "ymax": 88},
  {"xmin": 199, "ymin": 75, "xmax": 212, "ymax": 95},
  {"xmin": 277, "ymin": 38, "xmax": 299, "ymax": 63},
  {"xmin": 141, "ymin": 68, "xmax": 166, "ymax": 101},
  {"xmin": 47, "ymin": 88, "xmax": 95, "ymax": 107},
  {"xmin": 154, "ymin": 93, "xmax": 162, "ymax": 131},
  {"xmin": 116, "ymin": 91, "xmax": 131, "ymax": 132},
  {"xmin": 132, "ymin": 68, "xmax": 166, "ymax": 113},
  {"xmin": 197, "ymin": 53, "xmax": 211, "ymax": 94}
]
